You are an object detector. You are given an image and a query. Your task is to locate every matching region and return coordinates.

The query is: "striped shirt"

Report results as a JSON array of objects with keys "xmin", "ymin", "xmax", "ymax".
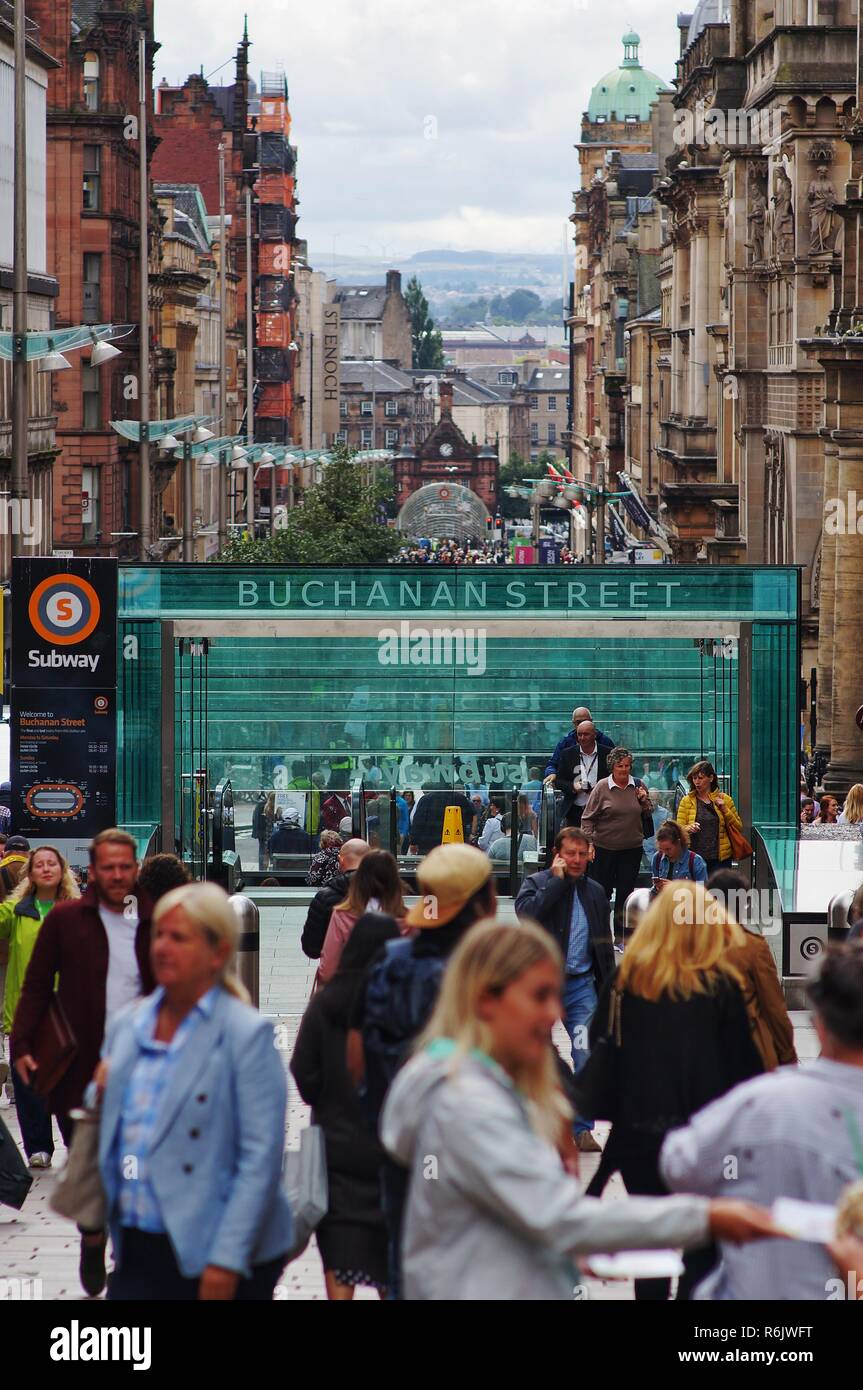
[
  {"xmin": 660, "ymin": 1058, "xmax": 863, "ymax": 1300},
  {"xmin": 115, "ymin": 986, "xmax": 218, "ymax": 1233}
]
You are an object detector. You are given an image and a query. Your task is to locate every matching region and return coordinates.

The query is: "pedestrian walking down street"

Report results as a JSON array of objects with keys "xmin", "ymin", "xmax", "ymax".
[
  {"xmin": 97, "ymin": 883, "xmax": 293, "ymax": 1301},
  {"xmin": 705, "ymin": 869, "xmax": 797, "ymax": 1070},
  {"xmin": 0, "ymin": 846, "xmax": 80, "ymax": 1168},
  {"xmin": 11, "ymin": 828, "xmax": 155, "ymax": 1297},
  {"xmin": 291, "ymin": 912, "xmax": 400, "ymax": 1300},
  {"xmin": 583, "ymin": 881, "xmax": 763, "ymax": 1301},
  {"xmin": 301, "ymin": 838, "xmax": 370, "ymax": 960},
  {"xmin": 318, "ymin": 850, "xmax": 407, "ymax": 986},
  {"xmin": 650, "ymin": 821, "xmax": 708, "ymax": 892},
  {"xmin": 350, "ymin": 843, "xmax": 497, "ymax": 1299},
  {"xmin": 0, "ymin": 837, "xmax": 31, "ymax": 900},
  {"xmin": 660, "ymin": 944, "xmax": 863, "ymax": 1300},
  {"xmin": 380, "ymin": 918, "xmax": 778, "ymax": 1301},
  {"xmin": 135, "ymin": 853, "xmax": 192, "ymax": 905},
  {"xmin": 580, "ymin": 747, "xmax": 654, "ymax": 937},
  {"xmin": 515, "ymin": 827, "xmax": 614, "ymax": 1153},
  {"xmin": 675, "ymin": 761, "xmax": 743, "ymax": 875},
  {"xmin": 306, "ymin": 830, "xmax": 344, "ymax": 888}
]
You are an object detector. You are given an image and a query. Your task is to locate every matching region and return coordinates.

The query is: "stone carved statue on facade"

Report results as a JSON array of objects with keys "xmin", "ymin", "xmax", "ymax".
[
  {"xmin": 746, "ymin": 167, "xmax": 767, "ymax": 264},
  {"xmin": 770, "ymin": 169, "xmax": 795, "ymax": 260},
  {"xmin": 807, "ymin": 165, "xmax": 836, "ymax": 254}
]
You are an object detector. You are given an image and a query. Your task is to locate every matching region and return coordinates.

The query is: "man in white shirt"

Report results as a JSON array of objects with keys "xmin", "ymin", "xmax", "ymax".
[
  {"xmin": 555, "ymin": 722, "xmax": 610, "ymax": 828},
  {"xmin": 478, "ymin": 797, "xmax": 505, "ymax": 853}
]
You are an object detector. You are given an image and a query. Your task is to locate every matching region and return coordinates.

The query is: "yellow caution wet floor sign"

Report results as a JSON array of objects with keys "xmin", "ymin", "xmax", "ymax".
[{"xmin": 441, "ymin": 805, "xmax": 464, "ymax": 843}]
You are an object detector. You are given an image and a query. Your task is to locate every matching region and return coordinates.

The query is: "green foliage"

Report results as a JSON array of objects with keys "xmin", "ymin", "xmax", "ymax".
[
  {"xmin": 405, "ymin": 275, "xmax": 445, "ymax": 369},
  {"xmin": 215, "ymin": 446, "xmax": 400, "ymax": 565},
  {"xmin": 498, "ymin": 450, "xmax": 555, "ymax": 519}
]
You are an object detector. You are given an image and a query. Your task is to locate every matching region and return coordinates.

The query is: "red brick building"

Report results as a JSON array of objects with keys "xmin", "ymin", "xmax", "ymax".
[
  {"xmin": 28, "ymin": 0, "xmax": 157, "ymax": 556},
  {"xmin": 394, "ymin": 381, "xmax": 499, "ymax": 510},
  {"xmin": 154, "ymin": 26, "xmax": 299, "ymax": 451}
]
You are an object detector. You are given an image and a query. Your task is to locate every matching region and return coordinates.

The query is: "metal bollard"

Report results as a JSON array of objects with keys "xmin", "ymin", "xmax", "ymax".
[
  {"xmin": 229, "ymin": 894, "xmax": 260, "ymax": 1008},
  {"xmin": 623, "ymin": 888, "xmax": 652, "ymax": 938},
  {"xmin": 828, "ymin": 889, "xmax": 853, "ymax": 942}
]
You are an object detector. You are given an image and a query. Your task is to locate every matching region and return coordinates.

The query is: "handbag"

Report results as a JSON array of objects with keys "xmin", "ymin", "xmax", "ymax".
[
  {"xmin": 716, "ymin": 800, "xmax": 753, "ymax": 861},
  {"xmin": 571, "ymin": 987, "xmax": 622, "ymax": 1124},
  {"xmin": 49, "ymin": 1105, "xmax": 107, "ymax": 1231},
  {"xmin": 282, "ymin": 1124, "xmax": 328, "ymax": 1261},
  {"xmin": 31, "ymin": 995, "xmax": 78, "ymax": 1100},
  {"xmin": 0, "ymin": 1111, "xmax": 32, "ymax": 1210}
]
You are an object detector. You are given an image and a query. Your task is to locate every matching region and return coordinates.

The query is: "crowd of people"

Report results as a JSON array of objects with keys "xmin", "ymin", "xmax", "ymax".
[
  {"xmin": 391, "ymin": 538, "xmax": 583, "ymax": 566},
  {"xmin": 2, "ymin": 726, "xmax": 863, "ymax": 1303}
]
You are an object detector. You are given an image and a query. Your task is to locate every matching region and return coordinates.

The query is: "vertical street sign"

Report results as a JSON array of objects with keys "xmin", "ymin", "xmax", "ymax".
[{"xmin": 10, "ymin": 558, "xmax": 118, "ymax": 865}]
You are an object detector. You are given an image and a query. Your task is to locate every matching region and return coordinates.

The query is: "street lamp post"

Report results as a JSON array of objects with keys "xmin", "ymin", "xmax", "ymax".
[
  {"xmin": 11, "ymin": 0, "xmax": 28, "ymax": 558},
  {"xmin": 138, "ymin": 28, "xmax": 151, "ymax": 562},
  {"xmin": 218, "ymin": 142, "xmax": 228, "ymax": 551},
  {"xmin": 245, "ymin": 182, "xmax": 254, "ymax": 448}
]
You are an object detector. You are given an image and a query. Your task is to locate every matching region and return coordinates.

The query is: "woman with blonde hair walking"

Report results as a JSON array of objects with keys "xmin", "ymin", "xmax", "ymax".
[
  {"xmin": 0, "ymin": 845, "xmax": 79, "ymax": 1167},
  {"xmin": 381, "ymin": 917, "xmax": 777, "ymax": 1301},
  {"xmin": 582, "ymin": 881, "xmax": 762, "ymax": 1299},
  {"xmin": 96, "ymin": 882, "xmax": 292, "ymax": 1300}
]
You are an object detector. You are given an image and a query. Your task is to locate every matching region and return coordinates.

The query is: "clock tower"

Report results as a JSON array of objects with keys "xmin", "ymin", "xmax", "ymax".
[{"xmin": 392, "ymin": 379, "xmax": 499, "ymax": 511}]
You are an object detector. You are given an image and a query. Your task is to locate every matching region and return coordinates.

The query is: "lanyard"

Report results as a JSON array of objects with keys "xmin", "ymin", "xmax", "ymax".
[{"xmin": 580, "ymin": 750, "xmax": 598, "ymax": 782}]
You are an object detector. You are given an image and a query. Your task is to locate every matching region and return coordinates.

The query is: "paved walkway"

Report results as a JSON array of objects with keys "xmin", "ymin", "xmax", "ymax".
[{"xmin": 0, "ymin": 893, "xmax": 820, "ymax": 1301}]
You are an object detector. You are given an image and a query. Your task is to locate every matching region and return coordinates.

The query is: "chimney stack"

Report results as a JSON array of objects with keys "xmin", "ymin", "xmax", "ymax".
[
  {"xmin": 439, "ymin": 379, "xmax": 454, "ymax": 418},
  {"xmin": 386, "ymin": 269, "xmax": 402, "ymax": 296}
]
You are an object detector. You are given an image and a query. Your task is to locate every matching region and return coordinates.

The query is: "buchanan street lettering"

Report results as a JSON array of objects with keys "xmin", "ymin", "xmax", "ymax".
[{"xmin": 234, "ymin": 576, "xmax": 687, "ymax": 613}]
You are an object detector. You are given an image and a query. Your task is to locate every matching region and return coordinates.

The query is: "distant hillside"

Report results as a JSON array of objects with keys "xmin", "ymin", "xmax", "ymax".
[{"xmin": 309, "ymin": 247, "xmax": 570, "ymax": 327}]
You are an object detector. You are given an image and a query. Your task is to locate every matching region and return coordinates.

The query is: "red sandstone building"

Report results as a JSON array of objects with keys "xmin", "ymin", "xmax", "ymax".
[
  {"xmin": 28, "ymin": 0, "xmax": 157, "ymax": 555},
  {"xmin": 394, "ymin": 380, "xmax": 498, "ymax": 511}
]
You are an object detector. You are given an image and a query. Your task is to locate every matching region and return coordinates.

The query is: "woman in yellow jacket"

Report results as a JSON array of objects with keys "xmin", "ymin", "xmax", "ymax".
[
  {"xmin": 676, "ymin": 760, "xmax": 744, "ymax": 874},
  {"xmin": 0, "ymin": 845, "xmax": 79, "ymax": 1167}
]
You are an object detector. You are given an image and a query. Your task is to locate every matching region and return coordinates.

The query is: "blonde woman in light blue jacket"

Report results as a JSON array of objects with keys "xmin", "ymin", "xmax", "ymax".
[{"xmin": 381, "ymin": 919, "xmax": 780, "ymax": 1301}]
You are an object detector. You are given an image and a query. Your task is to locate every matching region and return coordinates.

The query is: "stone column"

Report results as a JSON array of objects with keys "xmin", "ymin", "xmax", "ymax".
[
  {"xmin": 691, "ymin": 226, "xmax": 710, "ymax": 419},
  {"xmin": 671, "ymin": 244, "xmax": 683, "ymax": 417},
  {"xmin": 825, "ymin": 436, "xmax": 863, "ymax": 792},
  {"xmin": 815, "ymin": 437, "xmax": 839, "ymax": 757}
]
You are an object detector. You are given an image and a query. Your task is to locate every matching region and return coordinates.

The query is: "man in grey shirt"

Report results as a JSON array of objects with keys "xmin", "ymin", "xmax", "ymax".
[{"xmin": 660, "ymin": 943, "xmax": 863, "ymax": 1300}]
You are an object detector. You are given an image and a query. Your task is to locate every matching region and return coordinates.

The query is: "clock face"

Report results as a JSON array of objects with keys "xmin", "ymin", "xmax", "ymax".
[{"xmin": 439, "ymin": 443, "xmax": 454, "ymax": 458}]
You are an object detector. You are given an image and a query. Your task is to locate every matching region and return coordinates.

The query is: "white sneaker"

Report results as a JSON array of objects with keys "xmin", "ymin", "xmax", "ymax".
[{"xmin": 28, "ymin": 1152, "xmax": 52, "ymax": 1169}]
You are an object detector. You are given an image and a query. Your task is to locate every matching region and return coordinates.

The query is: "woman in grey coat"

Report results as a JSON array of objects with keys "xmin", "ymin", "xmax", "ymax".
[{"xmin": 381, "ymin": 919, "xmax": 779, "ymax": 1301}]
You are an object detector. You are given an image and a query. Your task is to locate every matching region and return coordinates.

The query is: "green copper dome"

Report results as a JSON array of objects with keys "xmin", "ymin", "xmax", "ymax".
[{"xmin": 587, "ymin": 33, "xmax": 671, "ymax": 124}]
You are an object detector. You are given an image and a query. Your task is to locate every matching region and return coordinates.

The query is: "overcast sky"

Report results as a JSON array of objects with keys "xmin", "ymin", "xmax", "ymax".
[{"xmin": 154, "ymin": 0, "xmax": 681, "ymax": 260}]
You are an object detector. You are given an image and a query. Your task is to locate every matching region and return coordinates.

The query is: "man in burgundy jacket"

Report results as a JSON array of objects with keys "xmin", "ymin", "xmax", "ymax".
[{"xmin": 12, "ymin": 827, "xmax": 155, "ymax": 1295}]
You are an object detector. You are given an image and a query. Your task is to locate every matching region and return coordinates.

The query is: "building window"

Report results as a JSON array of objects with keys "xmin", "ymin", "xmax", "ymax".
[
  {"xmin": 82, "ymin": 364, "xmax": 101, "ymax": 429},
  {"xmin": 530, "ymin": 422, "xmax": 539, "ymax": 445},
  {"xmin": 335, "ymin": 429, "xmax": 347, "ymax": 444},
  {"xmin": 360, "ymin": 399, "xmax": 373, "ymax": 417},
  {"xmin": 83, "ymin": 254, "xmax": 101, "ymax": 324},
  {"xmin": 529, "ymin": 394, "xmax": 539, "ymax": 409},
  {"xmin": 84, "ymin": 52, "xmax": 100, "ymax": 111},
  {"xmin": 361, "ymin": 427, "xmax": 373, "ymax": 448},
  {"xmin": 83, "ymin": 146, "xmax": 101, "ymax": 210},
  {"xmin": 81, "ymin": 465, "xmax": 100, "ymax": 542},
  {"xmin": 498, "ymin": 370, "xmax": 515, "ymax": 384},
  {"xmin": 385, "ymin": 428, "xmax": 398, "ymax": 448},
  {"xmin": 547, "ymin": 395, "xmax": 557, "ymax": 411},
  {"xmin": 547, "ymin": 424, "xmax": 557, "ymax": 445},
  {"xmin": 384, "ymin": 399, "xmax": 398, "ymax": 417},
  {"xmin": 339, "ymin": 399, "xmax": 348, "ymax": 417}
]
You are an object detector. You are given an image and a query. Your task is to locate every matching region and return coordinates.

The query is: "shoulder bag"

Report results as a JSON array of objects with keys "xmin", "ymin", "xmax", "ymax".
[
  {"xmin": 282, "ymin": 1123, "xmax": 328, "ymax": 1262},
  {"xmin": 716, "ymin": 798, "xmax": 753, "ymax": 861},
  {"xmin": 571, "ymin": 986, "xmax": 623, "ymax": 1124},
  {"xmin": 31, "ymin": 995, "xmax": 78, "ymax": 1100},
  {"xmin": 49, "ymin": 1104, "xmax": 107, "ymax": 1231}
]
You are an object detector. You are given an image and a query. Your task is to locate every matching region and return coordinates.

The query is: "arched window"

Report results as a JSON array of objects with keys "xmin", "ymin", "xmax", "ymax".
[{"xmin": 84, "ymin": 52, "xmax": 100, "ymax": 111}]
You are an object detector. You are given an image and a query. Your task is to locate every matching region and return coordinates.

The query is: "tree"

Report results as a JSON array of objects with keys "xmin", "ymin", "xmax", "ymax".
[
  {"xmin": 497, "ymin": 450, "xmax": 552, "ymax": 519},
  {"xmin": 405, "ymin": 275, "xmax": 445, "ymax": 369},
  {"xmin": 490, "ymin": 289, "xmax": 543, "ymax": 322},
  {"xmin": 215, "ymin": 446, "xmax": 401, "ymax": 565}
]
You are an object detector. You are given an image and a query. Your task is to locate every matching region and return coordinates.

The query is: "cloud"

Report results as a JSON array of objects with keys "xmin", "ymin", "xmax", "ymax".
[{"xmin": 154, "ymin": 0, "xmax": 680, "ymax": 257}]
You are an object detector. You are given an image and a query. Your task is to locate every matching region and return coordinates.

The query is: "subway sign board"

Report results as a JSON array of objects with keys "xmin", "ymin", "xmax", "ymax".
[{"xmin": 11, "ymin": 558, "xmax": 118, "ymax": 846}]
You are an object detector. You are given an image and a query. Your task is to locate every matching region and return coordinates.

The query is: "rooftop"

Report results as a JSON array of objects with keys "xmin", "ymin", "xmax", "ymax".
[
  {"xmin": 333, "ymin": 285, "xmax": 390, "ymax": 320},
  {"xmin": 587, "ymin": 33, "xmax": 671, "ymax": 124}
]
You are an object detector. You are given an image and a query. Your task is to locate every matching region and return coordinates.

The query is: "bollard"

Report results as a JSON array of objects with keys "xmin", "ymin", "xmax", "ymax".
[
  {"xmin": 229, "ymin": 894, "xmax": 260, "ymax": 1008},
  {"xmin": 827, "ymin": 889, "xmax": 853, "ymax": 942},
  {"xmin": 623, "ymin": 887, "xmax": 652, "ymax": 940}
]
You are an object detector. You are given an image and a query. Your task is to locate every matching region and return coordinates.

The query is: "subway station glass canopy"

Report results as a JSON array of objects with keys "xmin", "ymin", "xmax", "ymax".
[{"xmin": 117, "ymin": 565, "xmax": 799, "ymax": 842}]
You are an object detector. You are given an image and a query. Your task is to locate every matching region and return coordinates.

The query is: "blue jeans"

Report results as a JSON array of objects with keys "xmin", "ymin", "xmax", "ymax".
[
  {"xmin": 11, "ymin": 1068, "xmax": 55, "ymax": 1158},
  {"xmin": 562, "ymin": 972, "xmax": 598, "ymax": 1135}
]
